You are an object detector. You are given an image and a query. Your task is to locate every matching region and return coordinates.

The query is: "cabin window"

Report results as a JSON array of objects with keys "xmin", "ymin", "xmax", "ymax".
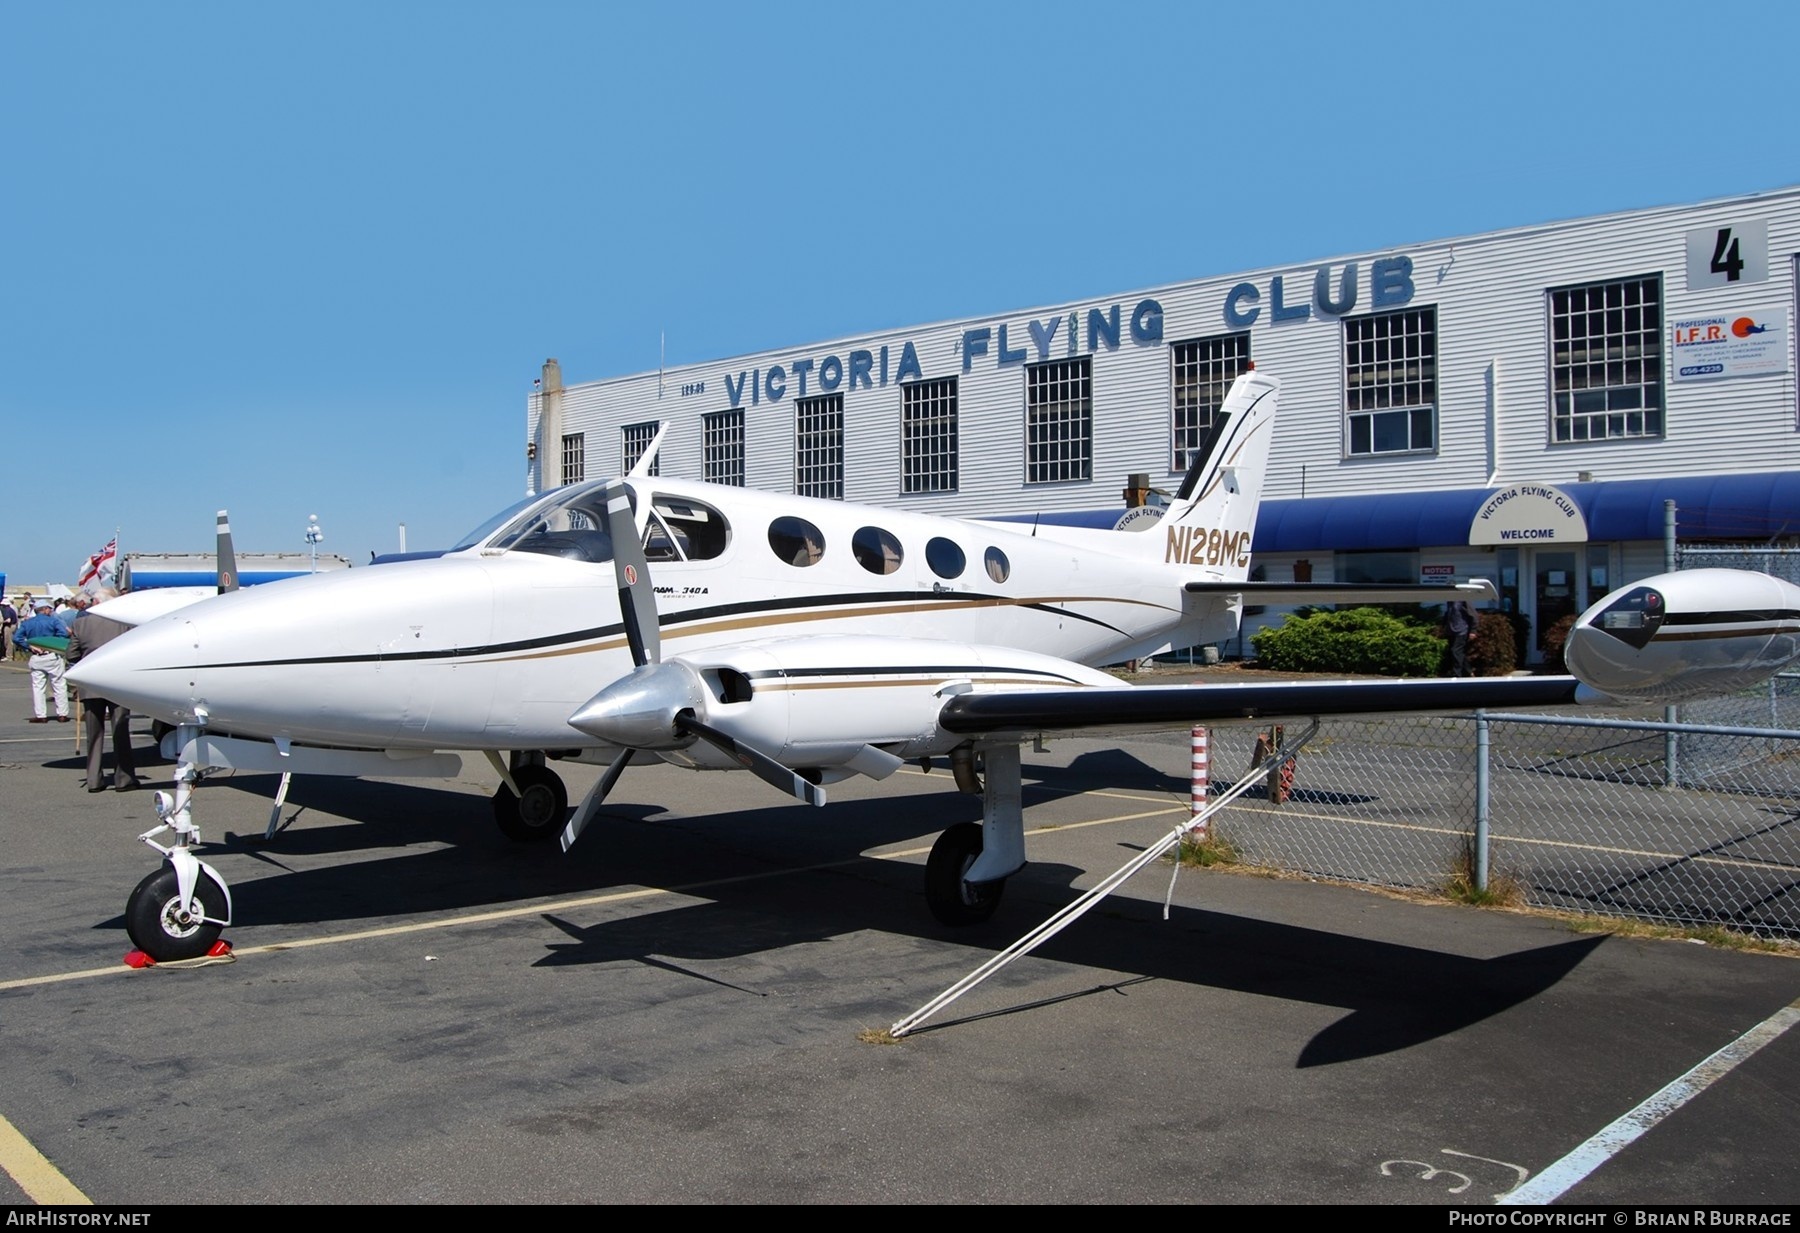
[
  {"xmin": 1547, "ymin": 275, "xmax": 1663, "ymax": 442},
  {"xmin": 1170, "ymin": 332, "xmax": 1250, "ymax": 472},
  {"xmin": 769, "ymin": 516, "xmax": 826, "ymax": 567},
  {"xmin": 645, "ymin": 495, "xmax": 729, "ymax": 563},
  {"xmin": 984, "ymin": 547, "xmax": 1010, "ymax": 584},
  {"xmin": 926, "ymin": 537, "xmax": 965, "ymax": 579},
  {"xmin": 1344, "ymin": 307, "xmax": 1437, "ymax": 456},
  {"xmin": 852, "ymin": 527, "xmax": 904, "ymax": 575}
]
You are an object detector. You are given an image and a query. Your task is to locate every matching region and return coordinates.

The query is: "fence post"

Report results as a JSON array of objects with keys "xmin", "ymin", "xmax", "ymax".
[
  {"xmin": 1189, "ymin": 726, "xmax": 1209, "ymax": 834},
  {"xmin": 1474, "ymin": 710, "xmax": 1490, "ymax": 892}
]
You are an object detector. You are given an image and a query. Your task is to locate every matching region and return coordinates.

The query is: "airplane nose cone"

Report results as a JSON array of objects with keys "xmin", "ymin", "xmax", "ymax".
[{"xmin": 66, "ymin": 616, "xmax": 199, "ymax": 722}]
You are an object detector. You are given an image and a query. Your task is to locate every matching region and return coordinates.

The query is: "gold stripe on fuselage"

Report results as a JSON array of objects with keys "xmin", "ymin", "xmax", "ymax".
[{"xmin": 450, "ymin": 594, "xmax": 1178, "ymax": 665}]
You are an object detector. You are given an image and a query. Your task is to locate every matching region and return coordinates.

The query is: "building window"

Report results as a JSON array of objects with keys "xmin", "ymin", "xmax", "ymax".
[
  {"xmin": 1170, "ymin": 332, "xmax": 1250, "ymax": 471},
  {"xmin": 1025, "ymin": 357, "xmax": 1091, "ymax": 484},
  {"xmin": 1344, "ymin": 307, "xmax": 1436, "ymax": 456},
  {"xmin": 560, "ymin": 432, "xmax": 585, "ymax": 486},
  {"xmin": 704, "ymin": 409, "xmax": 745, "ymax": 486},
  {"xmin": 1548, "ymin": 275, "xmax": 1663, "ymax": 442},
  {"xmin": 901, "ymin": 377, "xmax": 958, "ymax": 493},
  {"xmin": 622, "ymin": 421, "xmax": 660, "ymax": 476},
  {"xmin": 795, "ymin": 393, "xmax": 843, "ymax": 499}
]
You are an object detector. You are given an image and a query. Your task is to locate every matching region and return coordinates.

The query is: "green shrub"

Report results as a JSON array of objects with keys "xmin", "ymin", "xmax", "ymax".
[
  {"xmin": 1467, "ymin": 612, "xmax": 1519, "ymax": 676},
  {"xmin": 1251, "ymin": 606, "xmax": 1444, "ymax": 676}
]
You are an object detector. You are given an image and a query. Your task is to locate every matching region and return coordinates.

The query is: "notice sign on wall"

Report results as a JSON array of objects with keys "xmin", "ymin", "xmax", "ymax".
[{"xmin": 1672, "ymin": 308, "xmax": 1789, "ymax": 381}]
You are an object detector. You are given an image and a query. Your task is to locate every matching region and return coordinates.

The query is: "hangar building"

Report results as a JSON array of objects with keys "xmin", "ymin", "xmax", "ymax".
[{"xmin": 527, "ymin": 185, "xmax": 1799, "ymax": 662}]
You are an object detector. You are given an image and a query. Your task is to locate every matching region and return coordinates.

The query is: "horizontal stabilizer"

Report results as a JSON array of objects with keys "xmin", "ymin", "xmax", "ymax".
[{"xmin": 1186, "ymin": 580, "xmax": 1499, "ymax": 605}]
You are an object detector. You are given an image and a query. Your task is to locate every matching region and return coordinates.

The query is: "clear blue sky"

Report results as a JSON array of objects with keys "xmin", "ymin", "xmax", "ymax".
[{"xmin": 3, "ymin": 1, "xmax": 1795, "ymax": 587}]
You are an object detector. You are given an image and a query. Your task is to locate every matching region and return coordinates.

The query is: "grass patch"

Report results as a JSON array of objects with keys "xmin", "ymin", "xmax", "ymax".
[
  {"xmin": 1443, "ymin": 842, "xmax": 1524, "ymax": 908},
  {"xmin": 1565, "ymin": 915, "xmax": 1798, "ymax": 956},
  {"xmin": 1172, "ymin": 828, "xmax": 1238, "ymax": 868}
]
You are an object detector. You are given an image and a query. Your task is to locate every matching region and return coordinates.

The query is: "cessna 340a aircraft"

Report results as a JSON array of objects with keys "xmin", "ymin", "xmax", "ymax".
[{"xmin": 67, "ymin": 369, "xmax": 1800, "ymax": 962}]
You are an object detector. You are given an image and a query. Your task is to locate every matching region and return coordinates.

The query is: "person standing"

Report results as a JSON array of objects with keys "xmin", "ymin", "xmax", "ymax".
[
  {"xmin": 0, "ymin": 597, "xmax": 17, "ymax": 662},
  {"xmin": 14, "ymin": 599, "xmax": 72, "ymax": 722},
  {"xmin": 66, "ymin": 592, "xmax": 141, "ymax": 790},
  {"xmin": 1444, "ymin": 599, "xmax": 1477, "ymax": 678}
]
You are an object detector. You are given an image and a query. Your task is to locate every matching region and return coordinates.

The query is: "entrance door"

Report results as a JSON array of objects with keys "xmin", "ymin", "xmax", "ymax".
[{"xmin": 1518, "ymin": 546, "xmax": 1612, "ymax": 663}]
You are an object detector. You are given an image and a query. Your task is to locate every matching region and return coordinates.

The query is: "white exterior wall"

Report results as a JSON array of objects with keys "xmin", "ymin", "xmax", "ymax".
[{"xmin": 529, "ymin": 186, "xmax": 1800, "ymax": 522}]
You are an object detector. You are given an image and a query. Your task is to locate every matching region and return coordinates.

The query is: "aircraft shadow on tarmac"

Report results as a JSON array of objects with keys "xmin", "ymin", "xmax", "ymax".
[{"xmin": 86, "ymin": 763, "xmax": 1605, "ymax": 1069}]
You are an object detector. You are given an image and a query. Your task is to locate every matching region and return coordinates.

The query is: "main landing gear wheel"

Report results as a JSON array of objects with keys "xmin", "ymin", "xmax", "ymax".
[
  {"xmin": 126, "ymin": 865, "xmax": 227, "ymax": 962},
  {"xmin": 493, "ymin": 765, "xmax": 569, "ymax": 842},
  {"xmin": 926, "ymin": 821, "xmax": 1005, "ymax": 926}
]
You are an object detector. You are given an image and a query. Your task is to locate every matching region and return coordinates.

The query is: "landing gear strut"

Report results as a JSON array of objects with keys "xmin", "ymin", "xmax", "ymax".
[
  {"xmin": 127, "ymin": 722, "xmax": 235, "ymax": 961},
  {"xmin": 925, "ymin": 742, "xmax": 1025, "ymax": 926}
]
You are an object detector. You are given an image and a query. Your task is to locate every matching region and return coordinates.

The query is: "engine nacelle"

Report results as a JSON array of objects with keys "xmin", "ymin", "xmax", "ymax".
[
  {"xmin": 1565, "ymin": 569, "xmax": 1800, "ymax": 703},
  {"xmin": 646, "ymin": 635, "xmax": 1120, "ymax": 768}
]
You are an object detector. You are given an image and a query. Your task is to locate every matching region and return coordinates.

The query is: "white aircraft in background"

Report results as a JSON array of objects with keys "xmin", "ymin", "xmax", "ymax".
[
  {"xmin": 69, "ymin": 370, "xmax": 1800, "ymax": 962},
  {"xmin": 91, "ymin": 511, "xmax": 243, "ymax": 626}
]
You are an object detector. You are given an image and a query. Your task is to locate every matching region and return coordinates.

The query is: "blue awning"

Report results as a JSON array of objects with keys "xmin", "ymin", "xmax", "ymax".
[
  {"xmin": 994, "ymin": 470, "xmax": 1800, "ymax": 553},
  {"xmin": 1253, "ymin": 471, "xmax": 1800, "ymax": 553}
]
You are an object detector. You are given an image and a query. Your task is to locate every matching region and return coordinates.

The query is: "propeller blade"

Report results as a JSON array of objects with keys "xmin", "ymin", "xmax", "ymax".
[
  {"xmin": 216, "ymin": 510, "xmax": 239, "ymax": 594},
  {"xmin": 682, "ymin": 717, "xmax": 827, "ymax": 807},
  {"xmin": 560, "ymin": 747, "xmax": 632, "ymax": 852},
  {"xmin": 604, "ymin": 482, "xmax": 659, "ymax": 667}
]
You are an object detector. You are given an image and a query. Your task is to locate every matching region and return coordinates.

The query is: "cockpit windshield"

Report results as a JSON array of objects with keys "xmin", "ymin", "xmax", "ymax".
[
  {"xmin": 449, "ymin": 492, "xmax": 546, "ymax": 552},
  {"xmin": 485, "ymin": 481, "xmax": 618, "ymax": 563}
]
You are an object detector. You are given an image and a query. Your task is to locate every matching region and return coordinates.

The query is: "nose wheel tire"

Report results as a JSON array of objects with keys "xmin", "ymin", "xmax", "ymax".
[
  {"xmin": 925, "ymin": 821, "xmax": 1005, "ymax": 926},
  {"xmin": 126, "ymin": 865, "xmax": 227, "ymax": 962},
  {"xmin": 493, "ymin": 765, "xmax": 569, "ymax": 841}
]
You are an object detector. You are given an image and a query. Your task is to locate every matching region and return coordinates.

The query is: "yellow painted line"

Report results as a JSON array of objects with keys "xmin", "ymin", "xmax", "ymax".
[
  {"xmin": 0, "ymin": 1113, "xmax": 90, "ymax": 1206},
  {"xmin": 0, "ymin": 797, "xmax": 1187, "ymax": 993}
]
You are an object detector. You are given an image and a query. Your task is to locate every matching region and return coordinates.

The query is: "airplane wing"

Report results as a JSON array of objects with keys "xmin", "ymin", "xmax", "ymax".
[{"xmin": 938, "ymin": 673, "xmax": 1588, "ymax": 735}]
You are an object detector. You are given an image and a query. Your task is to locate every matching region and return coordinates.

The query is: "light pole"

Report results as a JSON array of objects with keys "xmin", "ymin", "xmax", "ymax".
[{"xmin": 305, "ymin": 514, "xmax": 324, "ymax": 573}]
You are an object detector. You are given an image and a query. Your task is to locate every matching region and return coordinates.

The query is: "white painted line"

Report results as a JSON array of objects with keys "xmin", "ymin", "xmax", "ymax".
[{"xmin": 1498, "ymin": 997, "xmax": 1800, "ymax": 1205}]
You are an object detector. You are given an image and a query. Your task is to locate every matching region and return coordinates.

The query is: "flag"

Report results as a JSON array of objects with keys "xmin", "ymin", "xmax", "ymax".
[{"xmin": 77, "ymin": 537, "xmax": 118, "ymax": 590}]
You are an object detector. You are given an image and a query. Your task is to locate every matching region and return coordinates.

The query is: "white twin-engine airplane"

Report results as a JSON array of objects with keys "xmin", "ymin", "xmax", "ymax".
[{"xmin": 69, "ymin": 370, "xmax": 1800, "ymax": 962}]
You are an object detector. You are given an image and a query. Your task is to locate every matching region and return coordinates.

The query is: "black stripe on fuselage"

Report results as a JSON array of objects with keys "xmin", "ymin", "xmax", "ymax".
[
  {"xmin": 158, "ymin": 589, "xmax": 1141, "ymax": 671},
  {"xmin": 1662, "ymin": 609, "xmax": 1800, "ymax": 627}
]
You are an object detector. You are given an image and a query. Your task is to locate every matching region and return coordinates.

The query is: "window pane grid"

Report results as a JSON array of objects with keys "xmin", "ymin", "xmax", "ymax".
[
  {"xmin": 1548, "ymin": 275, "xmax": 1663, "ymax": 442},
  {"xmin": 621, "ymin": 421, "xmax": 660, "ymax": 476},
  {"xmin": 560, "ymin": 432, "xmax": 585, "ymax": 486},
  {"xmin": 795, "ymin": 393, "xmax": 844, "ymax": 499},
  {"xmin": 1344, "ymin": 308, "xmax": 1437, "ymax": 455},
  {"xmin": 703, "ymin": 410, "xmax": 745, "ymax": 486},
  {"xmin": 1171, "ymin": 332, "xmax": 1250, "ymax": 470},
  {"xmin": 901, "ymin": 377, "xmax": 959, "ymax": 493},
  {"xmin": 1025, "ymin": 357, "xmax": 1092, "ymax": 484}
]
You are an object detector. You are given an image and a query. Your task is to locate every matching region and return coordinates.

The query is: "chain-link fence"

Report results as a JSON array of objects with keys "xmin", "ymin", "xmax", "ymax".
[{"xmin": 1202, "ymin": 688, "xmax": 1800, "ymax": 939}]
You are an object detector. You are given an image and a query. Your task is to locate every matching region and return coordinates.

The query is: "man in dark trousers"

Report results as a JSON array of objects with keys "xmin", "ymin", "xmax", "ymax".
[
  {"xmin": 1444, "ymin": 599, "xmax": 1478, "ymax": 678},
  {"xmin": 66, "ymin": 591, "xmax": 141, "ymax": 791}
]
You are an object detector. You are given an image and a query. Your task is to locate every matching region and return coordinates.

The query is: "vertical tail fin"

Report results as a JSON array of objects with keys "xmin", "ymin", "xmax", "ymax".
[
  {"xmin": 216, "ymin": 511, "xmax": 239, "ymax": 593},
  {"xmin": 1145, "ymin": 369, "xmax": 1280, "ymax": 579}
]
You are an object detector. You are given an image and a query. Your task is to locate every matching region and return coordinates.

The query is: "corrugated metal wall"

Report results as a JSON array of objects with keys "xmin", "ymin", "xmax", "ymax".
[{"xmin": 532, "ymin": 186, "xmax": 1800, "ymax": 521}]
